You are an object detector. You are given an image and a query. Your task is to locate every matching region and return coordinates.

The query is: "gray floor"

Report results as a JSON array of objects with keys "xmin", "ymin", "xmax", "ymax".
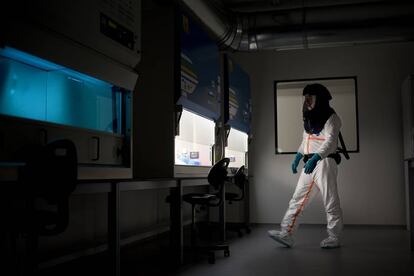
[
  {"xmin": 175, "ymin": 224, "xmax": 414, "ymax": 276},
  {"xmin": 41, "ymin": 224, "xmax": 414, "ymax": 276}
]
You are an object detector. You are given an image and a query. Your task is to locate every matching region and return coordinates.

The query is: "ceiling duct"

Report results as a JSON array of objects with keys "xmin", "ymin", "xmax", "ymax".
[
  {"xmin": 178, "ymin": 0, "xmax": 414, "ymax": 51},
  {"xmin": 220, "ymin": 0, "xmax": 385, "ymax": 13}
]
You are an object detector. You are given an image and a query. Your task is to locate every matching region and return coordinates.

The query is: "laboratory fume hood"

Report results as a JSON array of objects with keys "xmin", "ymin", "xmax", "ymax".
[{"xmin": 0, "ymin": 0, "xmax": 141, "ymax": 180}]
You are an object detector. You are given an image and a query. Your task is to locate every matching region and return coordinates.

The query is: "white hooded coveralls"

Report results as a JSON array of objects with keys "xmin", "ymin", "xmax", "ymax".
[{"xmin": 280, "ymin": 113, "xmax": 343, "ymax": 239}]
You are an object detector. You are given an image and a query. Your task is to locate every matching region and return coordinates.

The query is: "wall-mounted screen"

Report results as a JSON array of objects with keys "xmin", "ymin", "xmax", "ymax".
[
  {"xmin": 226, "ymin": 56, "xmax": 251, "ymax": 134},
  {"xmin": 274, "ymin": 77, "xmax": 359, "ymax": 154},
  {"xmin": 177, "ymin": 10, "xmax": 220, "ymax": 121}
]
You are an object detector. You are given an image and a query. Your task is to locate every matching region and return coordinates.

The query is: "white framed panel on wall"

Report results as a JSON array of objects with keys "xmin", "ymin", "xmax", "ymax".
[{"xmin": 274, "ymin": 77, "xmax": 359, "ymax": 154}]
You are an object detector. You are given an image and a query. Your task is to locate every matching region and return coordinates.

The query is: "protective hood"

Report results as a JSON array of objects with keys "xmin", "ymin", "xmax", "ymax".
[{"xmin": 302, "ymin": 83, "xmax": 335, "ymax": 134}]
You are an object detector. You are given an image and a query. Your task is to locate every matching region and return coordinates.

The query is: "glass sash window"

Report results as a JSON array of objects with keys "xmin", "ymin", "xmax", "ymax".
[
  {"xmin": 0, "ymin": 47, "xmax": 130, "ymax": 134},
  {"xmin": 175, "ymin": 109, "xmax": 215, "ymax": 166},
  {"xmin": 225, "ymin": 127, "xmax": 248, "ymax": 168}
]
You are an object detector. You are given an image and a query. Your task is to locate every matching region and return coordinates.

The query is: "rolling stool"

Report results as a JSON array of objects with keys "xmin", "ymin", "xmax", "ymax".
[{"xmin": 182, "ymin": 158, "xmax": 231, "ymax": 264}]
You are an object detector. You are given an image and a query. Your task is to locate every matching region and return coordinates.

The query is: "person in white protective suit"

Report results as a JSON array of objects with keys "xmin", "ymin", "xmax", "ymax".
[{"xmin": 268, "ymin": 83, "xmax": 343, "ymax": 249}]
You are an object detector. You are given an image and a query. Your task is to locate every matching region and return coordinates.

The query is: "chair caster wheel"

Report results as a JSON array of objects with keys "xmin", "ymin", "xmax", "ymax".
[
  {"xmin": 224, "ymin": 249, "xmax": 230, "ymax": 257},
  {"xmin": 208, "ymin": 252, "xmax": 215, "ymax": 264}
]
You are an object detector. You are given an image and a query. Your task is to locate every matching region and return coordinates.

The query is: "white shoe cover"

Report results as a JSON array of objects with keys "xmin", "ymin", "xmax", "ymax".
[
  {"xmin": 320, "ymin": 236, "xmax": 340, "ymax": 249},
  {"xmin": 268, "ymin": 230, "xmax": 294, "ymax": 248}
]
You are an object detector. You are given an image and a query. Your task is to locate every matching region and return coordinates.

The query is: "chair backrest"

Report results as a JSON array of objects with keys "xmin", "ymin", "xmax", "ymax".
[
  {"xmin": 19, "ymin": 139, "xmax": 78, "ymax": 235},
  {"xmin": 20, "ymin": 139, "xmax": 78, "ymax": 202},
  {"xmin": 234, "ymin": 165, "xmax": 247, "ymax": 190},
  {"xmin": 230, "ymin": 165, "xmax": 247, "ymax": 201},
  {"xmin": 208, "ymin": 158, "xmax": 230, "ymax": 191}
]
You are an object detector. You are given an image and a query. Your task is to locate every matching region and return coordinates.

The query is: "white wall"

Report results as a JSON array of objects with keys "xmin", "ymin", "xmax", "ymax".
[{"xmin": 233, "ymin": 42, "xmax": 414, "ymax": 225}]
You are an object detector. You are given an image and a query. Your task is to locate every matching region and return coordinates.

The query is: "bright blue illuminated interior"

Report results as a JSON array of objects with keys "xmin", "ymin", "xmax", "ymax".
[{"xmin": 0, "ymin": 46, "xmax": 130, "ymax": 134}]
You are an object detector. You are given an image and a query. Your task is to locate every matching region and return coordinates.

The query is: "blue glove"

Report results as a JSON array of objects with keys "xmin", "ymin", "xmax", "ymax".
[
  {"xmin": 291, "ymin": 153, "xmax": 303, "ymax": 174},
  {"xmin": 304, "ymin": 154, "xmax": 321, "ymax": 174}
]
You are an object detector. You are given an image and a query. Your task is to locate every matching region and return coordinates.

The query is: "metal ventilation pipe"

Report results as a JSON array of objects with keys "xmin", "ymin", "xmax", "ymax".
[
  {"xmin": 222, "ymin": 0, "xmax": 385, "ymax": 13},
  {"xmin": 178, "ymin": 0, "xmax": 414, "ymax": 51},
  {"xmin": 177, "ymin": 0, "xmax": 244, "ymax": 49}
]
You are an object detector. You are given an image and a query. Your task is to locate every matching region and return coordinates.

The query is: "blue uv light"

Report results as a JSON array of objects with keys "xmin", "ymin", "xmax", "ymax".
[{"xmin": 0, "ymin": 46, "xmax": 123, "ymax": 134}]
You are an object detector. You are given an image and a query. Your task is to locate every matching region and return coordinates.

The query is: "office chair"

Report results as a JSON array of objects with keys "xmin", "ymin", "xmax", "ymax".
[
  {"xmin": 14, "ymin": 139, "xmax": 78, "ymax": 273},
  {"xmin": 182, "ymin": 158, "xmax": 231, "ymax": 264},
  {"xmin": 224, "ymin": 165, "xmax": 251, "ymax": 237}
]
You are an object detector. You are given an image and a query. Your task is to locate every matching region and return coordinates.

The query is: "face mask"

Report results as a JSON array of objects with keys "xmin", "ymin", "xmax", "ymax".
[{"xmin": 303, "ymin": 94, "xmax": 316, "ymax": 111}]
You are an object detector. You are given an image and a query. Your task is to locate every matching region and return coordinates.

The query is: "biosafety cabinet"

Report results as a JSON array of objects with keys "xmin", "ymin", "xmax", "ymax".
[
  {"xmin": 0, "ymin": 0, "xmax": 141, "ymax": 180},
  {"xmin": 135, "ymin": 2, "xmax": 251, "ymax": 178},
  {"xmin": 135, "ymin": 4, "xmax": 216, "ymax": 178},
  {"xmin": 223, "ymin": 55, "xmax": 251, "ymax": 169}
]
